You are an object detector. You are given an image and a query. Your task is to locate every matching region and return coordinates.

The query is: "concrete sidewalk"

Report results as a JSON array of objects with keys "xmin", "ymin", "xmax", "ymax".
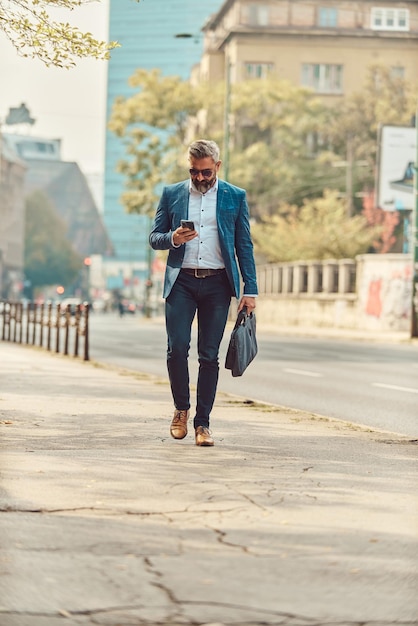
[{"xmin": 0, "ymin": 342, "xmax": 417, "ymax": 626}]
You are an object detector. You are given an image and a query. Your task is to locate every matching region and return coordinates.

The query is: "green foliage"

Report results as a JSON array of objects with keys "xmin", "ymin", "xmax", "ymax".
[
  {"xmin": 109, "ymin": 71, "xmax": 331, "ymax": 217},
  {"xmin": 109, "ymin": 64, "xmax": 416, "ymax": 260},
  {"xmin": 24, "ymin": 190, "xmax": 83, "ymax": 289},
  {"xmin": 231, "ymin": 138, "xmax": 348, "ymax": 218},
  {"xmin": 251, "ymin": 190, "xmax": 382, "ymax": 262},
  {"xmin": 328, "ymin": 64, "xmax": 416, "ymax": 165},
  {"xmin": 108, "ymin": 69, "xmax": 202, "ymax": 215},
  {"xmin": 0, "ymin": 0, "xmax": 142, "ymax": 67},
  {"xmin": 229, "ymin": 78, "xmax": 333, "ymax": 214}
]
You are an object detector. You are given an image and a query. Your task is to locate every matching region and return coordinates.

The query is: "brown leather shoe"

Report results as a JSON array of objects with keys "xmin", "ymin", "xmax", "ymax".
[
  {"xmin": 195, "ymin": 426, "xmax": 214, "ymax": 447},
  {"xmin": 170, "ymin": 409, "xmax": 189, "ymax": 439}
]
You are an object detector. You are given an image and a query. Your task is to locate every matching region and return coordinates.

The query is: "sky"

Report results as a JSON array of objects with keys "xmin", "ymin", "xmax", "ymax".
[{"xmin": 0, "ymin": 0, "xmax": 110, "ymax": 176}]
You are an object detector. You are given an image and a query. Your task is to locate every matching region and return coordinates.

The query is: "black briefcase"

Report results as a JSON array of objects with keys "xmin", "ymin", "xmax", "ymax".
[{"xmin": 225, "ymin": 306, "xmax": 258, "ymax": 377}]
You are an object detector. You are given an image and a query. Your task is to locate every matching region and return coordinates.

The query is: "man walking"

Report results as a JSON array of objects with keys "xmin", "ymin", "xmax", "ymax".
[{"xmin": 149, "ymin": 139, "xmax": 257, "ymax": 446}]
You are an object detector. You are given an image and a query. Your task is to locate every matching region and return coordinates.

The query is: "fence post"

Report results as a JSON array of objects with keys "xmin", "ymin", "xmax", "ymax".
[
  {"xmin": 47, "ymin": 302, "xmax": 52, "ymax": 351},
  {"xmin": 26, "ymin": 303, "xmax": 31, "ymax": 345},
  {"xmin": 5, "ymin": 303, "xmax": 11, "ymax": 341},
  {"xmin": 83, "ymin": 303, "xmax": 90, "ymax": 361},
  {"xmin": 39, "ymin": 303, "xmax": 44, "ymax": 347},
  {"xmin": 55, "ymin": 304, "xmax": 61, "ymax": 353},
  {"xmin": 64, "ymin": 305, "xmax": 70, "ymax": 356},
  {"xmin": 32, "ymin": 303, "xmax": 37, "ymax": 346},
  {"xmin": 1, "ymin": 302, "xmax": 5, "ymax": 340},
  {"xmin": 18, "ymin": 302, "xmax": 23, "ymax": 344},
  {"xmin": 12, "ymin": 302, "xmax": 18, "ymax": 343},
  {"xmin": 74, "ymin": 305, "xmax": 80, "ymax": 357}
]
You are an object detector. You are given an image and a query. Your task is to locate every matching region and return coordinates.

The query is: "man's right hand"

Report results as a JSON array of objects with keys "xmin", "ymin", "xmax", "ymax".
[{"xmin": 172, "ymin": 226, "xmax": 198, "ymax": 246}]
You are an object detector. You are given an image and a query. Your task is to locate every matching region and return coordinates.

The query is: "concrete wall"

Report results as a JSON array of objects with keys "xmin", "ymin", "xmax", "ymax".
[{"xmin": 255, "ymin": 254, "xmax": 412, "ymax": 332}]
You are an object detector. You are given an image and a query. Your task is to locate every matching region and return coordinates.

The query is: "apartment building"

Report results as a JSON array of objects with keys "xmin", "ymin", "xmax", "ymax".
[{"xmin": 198, "ymin": 0, "xmax": 418, "ymax": 101}]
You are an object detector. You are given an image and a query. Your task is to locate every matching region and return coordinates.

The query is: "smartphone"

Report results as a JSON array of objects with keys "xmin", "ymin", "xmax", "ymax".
[{"xmin": 180, "ymin": 220, "xmax": 195, "ymax": 230}]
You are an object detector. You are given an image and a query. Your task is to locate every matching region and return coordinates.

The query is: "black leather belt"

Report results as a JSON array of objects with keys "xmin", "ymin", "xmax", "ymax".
[{"xmin": 181, "ymin": 268, "xmax": 225, "ymax": 278}]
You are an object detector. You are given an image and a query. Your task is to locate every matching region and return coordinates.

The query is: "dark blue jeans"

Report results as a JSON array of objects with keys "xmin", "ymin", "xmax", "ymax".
[{"xmin": 165, "ymin": 270, "xmax": 232, "ymax": 429}]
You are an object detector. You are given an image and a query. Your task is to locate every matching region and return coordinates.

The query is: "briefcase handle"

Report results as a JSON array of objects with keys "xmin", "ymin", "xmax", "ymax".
[{"xmin": 233, "ymin": 306, "xmax": 253, "ymax": 329}]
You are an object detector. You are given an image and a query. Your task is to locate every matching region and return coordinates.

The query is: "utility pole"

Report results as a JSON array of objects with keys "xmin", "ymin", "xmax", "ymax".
[
  {"xmin": 223, "ymin": 59, "xmax": 231, "ymax": 182},
  {"xmin": 332, "ymin": 134, "xmax": 368, "ymax": 213}
]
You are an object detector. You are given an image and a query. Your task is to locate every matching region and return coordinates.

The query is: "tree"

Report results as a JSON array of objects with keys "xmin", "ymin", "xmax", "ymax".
[
  {"xmin": 109, "ymin": 71, "xmax": 334, "ymax": 217},
  {"xmin": 109, "ymin": 68, "xmax": 202, "ymax": 215},
  {"xmin": 229, "ymin": 66, "xmax": 416, "ymax": 219},
  {"xmin": 361, "ymin": 190, "xmax": 401, "ymax": 254},
  {"xmin": 109, "ymin": 66, "xmax": 416, "ymax": 260},
  {"xmin": 228, "ymin": 77, "xmax": 337, "ymax": 215},
  {"xmin": 329, "ymin": 65, "xmax": 416, "ymax": 163},
  {"xmin": 0, "ymin": 0, "xmax": 140, "ymax": 68},
  {"xmin": 325, "ymin": 65, "xmax": 416, "ymax": 213},
  {"xmin": 251, "ymin": 190, "xmax": 382, "ymax": 263},
  {"xmin": 24, "ymin": 190, "xmax": 83, "ymax": 294}
]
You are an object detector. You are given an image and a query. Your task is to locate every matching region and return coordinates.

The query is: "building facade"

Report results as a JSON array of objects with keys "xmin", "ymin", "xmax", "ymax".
[
  {"xmin": 199, "ymin": 0, "xmax": 418, "ymax": 102},
  {"xmin": 0, "ymin": 137, "xmax": 26, "ymax": 299},
  {"xmin": 103, "ymin": 0, "xmax": 224, "ymax": 285},
  {"xmin": 4, "ymin": 134, "xmax": 112, "ymax": 261}
]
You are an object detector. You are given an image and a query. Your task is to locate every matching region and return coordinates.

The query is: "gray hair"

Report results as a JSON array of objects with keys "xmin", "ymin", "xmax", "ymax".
[{"xmin": 188, "ymin": 139, "xmax": 220, "ymax": 163}]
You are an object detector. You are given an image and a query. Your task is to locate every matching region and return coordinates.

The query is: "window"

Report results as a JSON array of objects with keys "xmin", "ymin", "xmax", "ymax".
[
  {"xmin": 301, "ymin": 64, "xmax": 343, "ymax": 94},
  {"xmin": 318, "ymin": 7, "xmax": 338, "ymax": 27},
  {"xmin": 36, "ymin": 142, "xmax": 55, "ymax": 154},
  {"xmin": 244, "ymin": 62, "xmax": 274, "ymax": 79},
  {"xmin": 248, "ymin": 4, "xmax": 270, "ymax": 26},
  {"xmin": 371, "ymin": 7, "xmax": 409, "ymax": 31}
]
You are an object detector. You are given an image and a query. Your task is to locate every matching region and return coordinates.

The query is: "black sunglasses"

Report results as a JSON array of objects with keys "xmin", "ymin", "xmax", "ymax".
[{"xmin": 189, "ymin": 168, "xmax": 214, "ymax": 178}]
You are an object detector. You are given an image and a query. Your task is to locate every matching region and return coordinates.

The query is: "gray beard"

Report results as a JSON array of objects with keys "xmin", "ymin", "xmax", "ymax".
[{"xmin": 192, "ymin": 178, "xmax": 216, "ymax": 194}]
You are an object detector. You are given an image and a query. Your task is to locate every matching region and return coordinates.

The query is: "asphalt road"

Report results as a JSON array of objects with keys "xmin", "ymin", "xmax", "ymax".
[{"xmin": 89, "ymin": 313, "xmax": 418, "ymax": 438}]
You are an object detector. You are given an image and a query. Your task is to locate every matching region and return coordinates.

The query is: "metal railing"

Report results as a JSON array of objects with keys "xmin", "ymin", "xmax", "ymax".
[{"xmin": 1, "ymin": 301, "xmax": 90, "ymax": 361}]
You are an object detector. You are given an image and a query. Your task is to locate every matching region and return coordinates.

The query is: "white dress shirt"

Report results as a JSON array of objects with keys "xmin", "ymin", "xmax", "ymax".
[{"xmin": 182, "ymin": 180, "xmax": 225, "ymax": 270}]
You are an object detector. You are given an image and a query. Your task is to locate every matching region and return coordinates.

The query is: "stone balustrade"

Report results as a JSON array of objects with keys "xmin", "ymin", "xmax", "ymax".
[{"xmin": 254, "ymin": 254, "xmax": 412, "ymax": 333}]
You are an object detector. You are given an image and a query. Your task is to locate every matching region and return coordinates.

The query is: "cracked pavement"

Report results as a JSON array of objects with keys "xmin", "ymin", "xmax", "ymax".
[{"xmin": 0, "ymin": 342, "xmax": 417, "ymax": 626}]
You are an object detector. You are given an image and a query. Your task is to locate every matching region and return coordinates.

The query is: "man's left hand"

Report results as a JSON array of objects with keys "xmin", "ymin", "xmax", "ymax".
[{"xmin": 237, "ymin": 296, "xmax": 256, "ymax": 314}]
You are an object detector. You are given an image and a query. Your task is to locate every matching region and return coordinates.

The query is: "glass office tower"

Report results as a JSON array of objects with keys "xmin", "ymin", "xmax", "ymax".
[{"xmin": 103, "ymin": 0, "xmax": 224, "ymax": 273}]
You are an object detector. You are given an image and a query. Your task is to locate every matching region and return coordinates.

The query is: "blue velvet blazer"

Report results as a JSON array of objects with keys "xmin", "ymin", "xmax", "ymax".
[{"xmin": 149, "ymin": 179, "xmax": 258, "ymax": 300}]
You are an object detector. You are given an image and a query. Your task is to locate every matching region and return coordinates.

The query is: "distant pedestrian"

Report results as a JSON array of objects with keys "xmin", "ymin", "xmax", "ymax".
[{"xmin": 149, "ymin": 139, "xmax": 258, "ymax": 446}]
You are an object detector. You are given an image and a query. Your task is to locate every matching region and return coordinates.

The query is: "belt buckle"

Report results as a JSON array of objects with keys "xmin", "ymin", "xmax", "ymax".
[{"xmin": 194, "ymin": 269, "xmax": 206, "ymax": 278}]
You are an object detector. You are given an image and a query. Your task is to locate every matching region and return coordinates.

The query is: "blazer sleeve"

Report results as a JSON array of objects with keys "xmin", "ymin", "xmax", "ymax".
[
  {"xmin": 235, "ymin": 191, "xmax": 258, "ymax": 296},
  {"xmin": 149, "ymin": 187, "xmax": 176, "ymax": 250}
]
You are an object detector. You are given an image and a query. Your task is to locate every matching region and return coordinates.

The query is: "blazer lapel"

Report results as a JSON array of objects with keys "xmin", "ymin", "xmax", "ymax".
[
  {"xmin": 179, "ymin": 180, "xmax": 190, "ymax": 219},
  {"xmin": 216, "ymin": 180, "xmax": 230, "ymax": 226}
]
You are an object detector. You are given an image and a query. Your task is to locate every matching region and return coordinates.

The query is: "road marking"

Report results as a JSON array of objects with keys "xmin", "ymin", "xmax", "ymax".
[
  {"xmin": 283, "ymin": 368, "xmax": 322, "ymax": 378},
  {"xmin": 372, "ymin": 382, "xmax": 418, "ymax": 395}
]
